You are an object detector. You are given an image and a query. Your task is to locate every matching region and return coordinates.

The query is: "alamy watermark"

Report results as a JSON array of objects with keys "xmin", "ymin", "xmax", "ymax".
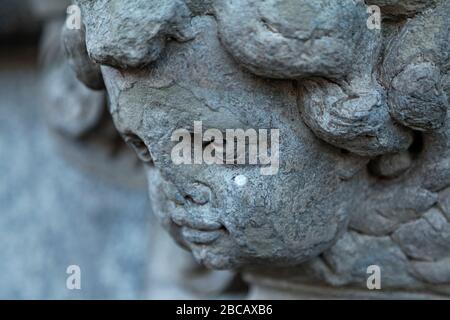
[
  {"xmin": 367, "ymin": 5, "xmax": 381, "ymax": 30},
  {"xmin": 66, "ymin": 4, "xmax": 82, "ymax": 30},
  {"xmin": 367, "ymin": 265, "xmax": 381, "ymax": 290},
  {"xmin": 66, "ymin": 265, "xmax": 81, "ymax": 290},
  {"xmin": 171, "ymin": 121, "xmax": 279, "ymax": 176}
]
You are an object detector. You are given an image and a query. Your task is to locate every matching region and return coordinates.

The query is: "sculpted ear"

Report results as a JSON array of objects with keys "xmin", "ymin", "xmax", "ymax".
[
  {"xmin": 61, "ymin": 23, "xmax": 105, "ymax": 90},
  {"xmin": 381, "ymin": 1, "xmax": 450, "ymax": 132},
  {"xmin": 297, "ymin": 0, "xmax": 449, "ymax": 159},
  {"xmin": 298, "ymin": 78, "xmax": 413, "ymax": 157}
]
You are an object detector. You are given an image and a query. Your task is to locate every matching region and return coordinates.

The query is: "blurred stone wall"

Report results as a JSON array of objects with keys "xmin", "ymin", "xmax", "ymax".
[
  {"xmin": 0, "ymin": 0, "xmax": 154, "ymax": 299},
  {"xmin": 0, "ymin": 45, "xmax": 155, "ymax": 299}
]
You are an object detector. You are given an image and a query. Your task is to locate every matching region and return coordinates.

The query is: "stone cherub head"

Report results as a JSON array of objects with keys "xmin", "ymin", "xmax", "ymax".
[{"xmin": 66, "ymin": 0, "xmax": 450, "ymax": 295}]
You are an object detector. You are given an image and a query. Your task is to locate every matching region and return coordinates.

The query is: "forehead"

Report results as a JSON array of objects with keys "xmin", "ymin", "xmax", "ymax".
[{"xmin": 103, "ymin": 16, "xmax": 298, "ymax": 133}]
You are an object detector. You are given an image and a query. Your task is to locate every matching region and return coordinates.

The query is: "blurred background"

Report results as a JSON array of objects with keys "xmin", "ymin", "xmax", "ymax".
[{"xmin": 0, "ymin": 0, "xmax": 245, "ymax": 299}]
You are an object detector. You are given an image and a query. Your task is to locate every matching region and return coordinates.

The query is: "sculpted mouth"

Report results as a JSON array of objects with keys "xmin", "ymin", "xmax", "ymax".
[
  {"xmin": 169, "ymin": 211, "xmax": 226, "ymax": 244},
  {"xmin": 170, "ymin": 211, "xmax": 223, "ymax": 230},
  {"xmin": 165, "ymin": 188, "xmax": 227, "ymax": 245},
  {"xmin": 180, "ymin": 226, "xmax": 225, "ymax": 245}
]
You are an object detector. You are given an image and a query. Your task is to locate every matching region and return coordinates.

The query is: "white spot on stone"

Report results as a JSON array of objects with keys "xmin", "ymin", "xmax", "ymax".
[{"xmin": 234, "ymin": 175, "xmax": 248, "ymax": 187}]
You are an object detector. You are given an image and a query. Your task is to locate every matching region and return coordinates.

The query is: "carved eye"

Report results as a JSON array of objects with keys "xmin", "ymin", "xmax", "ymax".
[
  {"xmin": 123, "ymin": 133, "xmax": 154, "ymax": 164},
  {"xmin": 203, "ymin": 138, "xmax": 250, "ymax": 164}
]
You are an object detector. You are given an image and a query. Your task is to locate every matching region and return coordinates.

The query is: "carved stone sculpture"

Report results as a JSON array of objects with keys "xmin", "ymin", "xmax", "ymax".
[{"xmin": 68, "ymin": 0, "xmax": 450, "ymax": 298}]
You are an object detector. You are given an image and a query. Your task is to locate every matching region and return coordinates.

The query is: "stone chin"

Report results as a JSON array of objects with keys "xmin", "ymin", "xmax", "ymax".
[{"xmin": 185, "ymin": 238, "xmax": 242, "ymax": 270}]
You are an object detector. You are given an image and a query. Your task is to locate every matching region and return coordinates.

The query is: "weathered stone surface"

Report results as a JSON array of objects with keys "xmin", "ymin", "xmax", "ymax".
[
  {"xmin": 438, "ymin": 187, "xmax": 450, "ymax": 220},
  {"xmin": 306, "ymin": 231, "xmax": 421, "ymax": 288},
  {"xmin": 392, "ymin": 208, "xmax": 450, "ymax": 261},
  {"xmin": 412, "ymin": 257, "xmax": 450, "ymax": 285},
  {"xmin": 349, "ymin": 184, "xmax": 438, "ymax": 235},
  {"xmin": 299, "ymin": 78, "xmax": 413, "ymax": 156},
  {"xmin": 368, "ymin": 151, "xmax": 412, "ymax": 178},
  {"xmin": 366, "ymin": 0, "xmax": 439, "ymax": 15},
  {"xmin": 74, "ymin": 0, "xmax": 194, "ymax": 68},
  {"xmin": 40, "ymin": 13, "xmax": 243, "ymax": 299},
  {"xmin": 214, "ymin": 0, "xmax": 370, "ymax": 79},
  {"xmin": 71, "ymin": 0, "xmax": 450, "ymax": 298},
  {"xmin": 99, "ymin": 16, "xmax": 358, "ymax": 269},
  {"xmin": 381, "ymin": 2, "xmax": 450, "ymax": 131}
]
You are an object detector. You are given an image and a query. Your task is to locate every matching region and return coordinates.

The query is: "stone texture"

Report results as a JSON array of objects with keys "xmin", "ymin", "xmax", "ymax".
[
  {"xmin": 368, "ymin": 151, "xmax": 412, "ymax": 178},
  {"xmin": 381, "ymin": 2, "xmax": 450, "ymax": 131},
  {"xmin": 349, "ymin": 183, "xmax": 438, "ymax": 235},
  {"xmin": 214, "ymin": 0, "xmax": 370, "ymax": 80},
  {"xmin": 392, "ymin": 208, "xmax": 450, "ymax": 261},
  {"xmin": 412, "ymin": 258, "xmax": 450, "ymax": 285},
  {"xmin": 438, "ymin": 187, "xmax": 450, "ymax": 220},
  {"xmin": 366, "ymin": 0, "xmax": 439, "ymax": 15},
  {"xmin": 74, "ymin": 0, "xmax": 194, "ymax": 69},
  {"xmin": 100, "ymin": 16, "xmax": 357, "ymax": 269},
  {"xmin": 70, "ymin": 0, "xmax": 450, "ymax": 299},
  {"xmin": 307, "ymin": 231, "xmax": 421, "ymax": 288}
]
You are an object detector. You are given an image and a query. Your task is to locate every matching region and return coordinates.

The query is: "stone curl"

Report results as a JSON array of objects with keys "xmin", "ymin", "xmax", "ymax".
[
  {"xmin": 214, "ymin": 0, "xmax": 449, "ymax": 157},
  {"xmin": 74, "ymin": 0, "xmax": 449, "ymax": 159}
]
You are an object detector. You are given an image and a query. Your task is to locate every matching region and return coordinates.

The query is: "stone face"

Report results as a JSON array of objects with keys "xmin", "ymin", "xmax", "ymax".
[
  {"xmin": 72, "ymin": 0, "xmax": 450, "ymax": 298},
  {"xmin": 100, "ymin": 16, "xmax": 357, "ymax": 269}
]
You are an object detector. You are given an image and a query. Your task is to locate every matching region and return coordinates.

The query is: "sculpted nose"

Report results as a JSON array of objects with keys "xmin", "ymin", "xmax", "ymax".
[
  {"xmin": 170, "ymin": 183, "xmax": 222, "ymax": 230},
  {"xmin": 183, "ymin": 183, "xmax": 212, "ymax": 206},
  {"xmin": 79, "ymin": 0, "xmax": 194, "ymax": 68}
]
